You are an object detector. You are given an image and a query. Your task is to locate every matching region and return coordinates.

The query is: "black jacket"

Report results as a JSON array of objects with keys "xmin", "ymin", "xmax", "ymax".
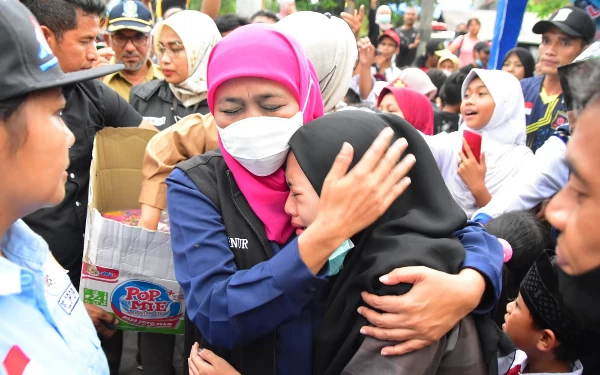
[
  {"xmin": 130, "ymin": 80, "xmax": 210, "ymax": 130},
  {"xmin": 175, "ymin": 150, "xmax": 276, "ymax": 375}
]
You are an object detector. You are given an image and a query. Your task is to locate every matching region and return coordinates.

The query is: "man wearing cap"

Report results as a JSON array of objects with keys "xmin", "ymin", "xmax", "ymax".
[
  {"xmin": 416, "ymin": 40, "xmax": 446, "ymax": 72},
  {"xmin": 0, "ymin": 1, "xmax": 115, "ymax": 373},
  {"xmin": 374, "ymin": 29, "xmax": 402, "ymax": 81},
  {"xmin": 522, "ymin": 6, "xmax": 595, "ymax": 152},
  {"xmin": 459, "ymin": 41, "xmax": 490, "ymax": 75},
  {"xmin": 352, "ymin": 33, "xmax": 401, "ymax": 105},
  {"xmin": 103, "ymin": 0, "xmax": 163, "ymax": 101},
  {"xmin": 21, "ymin": 0, "xmax": 153, "ymax": 371}
]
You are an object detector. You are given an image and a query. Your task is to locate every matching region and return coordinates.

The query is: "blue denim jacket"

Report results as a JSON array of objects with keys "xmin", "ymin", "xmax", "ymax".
[{"xmin": 0, "ymin": 220, "xmax": 109, "ymax": 375}]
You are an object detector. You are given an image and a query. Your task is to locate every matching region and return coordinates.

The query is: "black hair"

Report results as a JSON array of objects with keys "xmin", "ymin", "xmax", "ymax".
[
  {"xmin": 215, "ymin": 14, "xmax": 250, "ymax": 36},
  {"xmin": 426, "ymin": 69, "xmax": 447, "ymax": 99},
  {"xmin": 565, "ymin": 57, "xmax": 600, "ymax": 112},
  {"xmin": 0, "ymin": 95, "xmax": 29, "ymax": 155},
  {"xmin": 250, "ymin": 10, "xmax": 279, "ymax": 23},
  {"xmin": 485, "ymin": 211, "xmax": 550, "ymax": 327},
  {"xmin": 344, "ymin": 88, "xmax": 362, "ymax": 105},
  {"xmin": 22, "ymin": 0, "xmax": 106, "ymax": 39},
  {"xmin": 439, "ymin": 72, "xmax": 466, "ymax": 107},
  {"xmin": 530, "ymin": 318, "xmax": 581, "ymax": 362},
  {"xmin": 160, "ymin": 0, "xmax": 187, "ymax": 13},
  {"xmin": 502, "ymin": 47, "xmax": 535, "ymax": 79},
  {"xmin": 467, "ymin": 18, "xmax": 480, "ymax": 27},
  {"xmin": 415, "ymin": 54, "xmax": 427, "ymax": 68}
]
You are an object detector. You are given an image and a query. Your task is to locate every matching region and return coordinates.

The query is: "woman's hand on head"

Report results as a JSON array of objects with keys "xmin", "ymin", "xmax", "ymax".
[
  {"xmin": 298, "ymin": 128, "xmax": 415, "ymax": 274},
  {"xmin": 312, "ymin": 127, "xmax": 415, "ymax": 243},
  {"xmin": 188, "ymin": 343, "xmax": 240, "ymax": 375},
  {"xmin": 357, "ymin": 267, "xmax": 486, "ymax": 356}
]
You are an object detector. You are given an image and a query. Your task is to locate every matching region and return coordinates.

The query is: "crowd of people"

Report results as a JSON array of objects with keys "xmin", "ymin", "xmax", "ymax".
[{"xmin": 2, "ymin": 0, "xmax": 600, "ymax": 375}]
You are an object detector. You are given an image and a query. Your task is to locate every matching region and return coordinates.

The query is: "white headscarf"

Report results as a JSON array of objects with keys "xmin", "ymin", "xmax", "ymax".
[
  {"xmin": 277, "ymin": 11, "xmax": 357, "ymax": 112},
  {"xmin": 433, "ymin": 69, "xmax": 533, "ymax": 216},
  {"xmin": 376, "ymin": 5, "xmax": 394, "ymax": 31},
  {"xmin": 154, "ymin": 11, "xmax": 222, "ymax": 107},
  {"xmin": 398, "ymin": 68, "xmax": 438, "ymax": 99}
]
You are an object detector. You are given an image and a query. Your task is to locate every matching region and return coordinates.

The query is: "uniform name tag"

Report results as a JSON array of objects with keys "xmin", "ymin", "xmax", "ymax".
[
  {"xmin": 143, "ymin": 116, "xmax": 166, "ymax": 127},
  {"xmin": 58, "ymin": 284, "xmax": 79, "ymax": 315}
]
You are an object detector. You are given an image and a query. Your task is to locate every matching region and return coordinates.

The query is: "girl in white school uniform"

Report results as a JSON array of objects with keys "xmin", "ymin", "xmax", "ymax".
[{"xmin": 424, "ymin": 69, "xmax": 534, "ymax": 217}]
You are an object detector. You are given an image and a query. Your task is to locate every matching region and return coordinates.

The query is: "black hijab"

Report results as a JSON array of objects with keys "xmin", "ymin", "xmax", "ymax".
[
  {"xmin": 503, "ymin": 47, "xmax": 535, "ymax": 79},
  {"xmin": 289, "ymin": 111, "xmax": 468, "ymax": 375}
]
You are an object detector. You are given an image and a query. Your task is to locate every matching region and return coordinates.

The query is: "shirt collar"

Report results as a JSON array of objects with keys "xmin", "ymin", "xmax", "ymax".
[
  {"xmin": 104, "ymin": 58, "xmax": 163, "ymax": 85},
  {"xmin": 0, "ymin": 220, "xmax": 48, "ymax": 295}
]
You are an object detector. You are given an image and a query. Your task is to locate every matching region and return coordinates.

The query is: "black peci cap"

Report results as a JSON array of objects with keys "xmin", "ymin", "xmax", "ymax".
[
  {"xmin": 520, "ymin": 251, "xmax": 596, "ymax": 355},
  {"xmin": 0, "ymin": 0, "xmax": 124, "ymax": 102},
  {"xmin": 533, "ymin": 6, "xmax": 596, "ymax": 44}
]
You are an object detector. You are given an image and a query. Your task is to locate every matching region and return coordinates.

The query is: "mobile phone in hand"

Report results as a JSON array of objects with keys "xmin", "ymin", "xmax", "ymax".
[
  {"xmin": 462, "ymin": 129, "xmax": 482, "ymax": 163},
  {"xmin": 344, "ymin": 0, "xmax": 356, "ymax": 14}
]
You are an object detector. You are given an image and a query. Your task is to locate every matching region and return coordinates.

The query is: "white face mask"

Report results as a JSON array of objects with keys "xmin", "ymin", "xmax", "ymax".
[
  {"xmin": 217, "ymin": 81, "xmax": 312, "ymax": 177},
  {"xmin": 376, "ymin": 14, "xmax": 391, "ymax": 24},
  {"xmin": 442, "ymin": 69, "xmax": 452, "ymax": 77}
]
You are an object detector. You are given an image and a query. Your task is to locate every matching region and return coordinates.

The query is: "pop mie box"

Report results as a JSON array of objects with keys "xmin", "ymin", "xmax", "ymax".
[{"xmin": 80, "ymin": 128, "xmax": 185, "ymax": 335}]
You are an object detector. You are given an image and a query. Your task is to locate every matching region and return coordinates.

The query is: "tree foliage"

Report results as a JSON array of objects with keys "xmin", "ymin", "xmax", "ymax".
[{"xmin": 526, "ymin": 0, "xmax": 571, "ymax": 19}]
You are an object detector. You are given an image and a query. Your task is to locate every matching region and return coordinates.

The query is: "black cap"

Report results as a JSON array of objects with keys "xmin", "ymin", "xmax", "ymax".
[
  {"xmin": 426, "ymin": 40, "xmax": 445, "ymax": 56},
  {"xmin": 520, "ymin": 251, "xmax": 596, "ymax": 354},
  {"xmin": 533, "ymin": 6, "xmax": 596, "ymax": 44},
  {"xmin": 108, "ymin": 0, "xmax": 154, "ymax": 34},
  {"xmin": 0, "ymin": 0, "xmax": 124, "ymax": 102},
  {"xmin": 474, "ymin": 41, "xmax": 490, "ymax": 54}
]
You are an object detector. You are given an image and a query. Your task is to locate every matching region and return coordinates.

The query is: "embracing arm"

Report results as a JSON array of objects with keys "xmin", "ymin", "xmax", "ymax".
[
  {"xmin": 455, "ymin": 222, "xmax": 503, "ymax": 313},
  {"xmin": 473, "ymin": 136, "xmax": 567, "ymax": 223},
  {"xmin": 166, "ymin": 170, "xmax": 328, "ymax": 349},
  {"xmin": 139, "ymin": 114, "xmax": 218, "ymax": 210},
  {"xmin": 138, "ymin": 114, "xmax": 218, "ymax": 230},
  {"xmin": 356, "ymin": 222, "xmax": 503, "ymax": 355}
]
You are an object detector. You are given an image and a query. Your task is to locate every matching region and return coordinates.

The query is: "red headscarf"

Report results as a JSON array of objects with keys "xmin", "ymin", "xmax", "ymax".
[{"xmin": 377, "ymin": 86, "xmax": 434, "ymax": 135}]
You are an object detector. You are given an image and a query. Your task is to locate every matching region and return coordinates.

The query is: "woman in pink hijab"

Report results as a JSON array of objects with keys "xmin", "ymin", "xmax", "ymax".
[{"xmin": 166, "ymin": 24, "xmax": 413, "ymax": 375}]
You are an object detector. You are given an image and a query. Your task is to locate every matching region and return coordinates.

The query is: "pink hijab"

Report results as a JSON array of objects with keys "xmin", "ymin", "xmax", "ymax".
[{"xmin": 207, "ymin": 24, "xmax": 324, "ymax": 244}]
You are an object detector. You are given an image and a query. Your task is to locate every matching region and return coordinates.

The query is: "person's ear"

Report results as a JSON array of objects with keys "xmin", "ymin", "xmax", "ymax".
[
  {"xmin": 104, "ymin": 33, "xmax": 110, "ymax": 46},
  {"xmin": 40, "ymin": 25, "xmax": 58, "ymax": 52},
  {"xmin": 536, "ymin": 329, "xmax": 559, "ymax": 353}
]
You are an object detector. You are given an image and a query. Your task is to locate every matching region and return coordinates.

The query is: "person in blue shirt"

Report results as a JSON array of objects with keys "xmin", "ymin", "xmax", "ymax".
[
  {"xmin": 169, "ymin": 24, "xmax": 503, "ymax": 375},
  {"xmin": 521, "ymin": 6, "xmax": 594, "ymax": 152},
  {"xmin": 0, "ymin": 1, "xmax": 124, "ymax": 373}
]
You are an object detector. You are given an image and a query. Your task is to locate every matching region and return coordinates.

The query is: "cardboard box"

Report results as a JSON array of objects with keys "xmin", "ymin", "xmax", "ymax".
[{"xmin": 81, "ymin": 128, "xmax": 185, "ymax": 335}]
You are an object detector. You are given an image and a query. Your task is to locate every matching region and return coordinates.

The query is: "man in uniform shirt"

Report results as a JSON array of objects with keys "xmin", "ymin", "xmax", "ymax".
[
  {"xmin": 21, "ymin": 0, "xmax": 153, "ymax": 372},
  {"xmin": 102, "ymin": 0, "xmax": 163, "ymax": 101},
  {"xmin": 521, "ymin": 6, "xmax": 594, "ymax": 152}
]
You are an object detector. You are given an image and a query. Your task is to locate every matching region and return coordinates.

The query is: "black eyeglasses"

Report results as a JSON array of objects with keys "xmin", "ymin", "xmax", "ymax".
[
  {"xmin": 157, "ymin": 42, "xmax": 185, "ymax": 58},
  {"xmin": 111, "ymin": 33, "xmax": 149, "ymax": 48}
]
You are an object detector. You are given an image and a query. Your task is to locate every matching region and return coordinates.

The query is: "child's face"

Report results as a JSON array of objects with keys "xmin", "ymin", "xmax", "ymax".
[
  {"xmin": 284, "ymin": 152, "xmax": 320, "ymax": 236},
  {"xmin": 503, "ymin": 293, "xmax": 542, "ymax": 352},
  {"xmin": 461, "ymin": 77, "xmax": 495, "ymax": 130},
  {"xmin": 378, "ymin": 93, "xmax": 404, "ymax": 118}
]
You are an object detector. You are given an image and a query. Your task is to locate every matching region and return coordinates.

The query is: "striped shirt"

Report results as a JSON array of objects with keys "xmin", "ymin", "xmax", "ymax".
[{"xmin": 521, "ymin": 76, "xmax": 567, "ymax": 153}]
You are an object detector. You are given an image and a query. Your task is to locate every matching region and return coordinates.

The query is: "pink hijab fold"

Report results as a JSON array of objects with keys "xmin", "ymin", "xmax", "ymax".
[{"xmin": 207, "ymin": 24, "xmax": 324, "ymax": 244}]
